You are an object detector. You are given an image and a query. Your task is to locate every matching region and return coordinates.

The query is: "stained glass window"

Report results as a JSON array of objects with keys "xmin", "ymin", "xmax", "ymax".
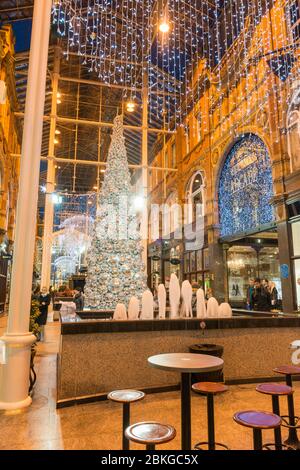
[{"xmin": 218, "ymin": 134, "xmax": 275, "ymax": 238}]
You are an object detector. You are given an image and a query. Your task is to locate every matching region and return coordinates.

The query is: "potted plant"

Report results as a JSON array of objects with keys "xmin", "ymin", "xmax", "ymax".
[{"xmin": 28, "ymin": 298, "xmax": 41, "ymax": 394}]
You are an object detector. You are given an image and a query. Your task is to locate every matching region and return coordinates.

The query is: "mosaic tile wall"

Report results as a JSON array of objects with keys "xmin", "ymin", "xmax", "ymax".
[{"xmin": 218, "ymin": 134, "xmax": 275, "ymax": 238}]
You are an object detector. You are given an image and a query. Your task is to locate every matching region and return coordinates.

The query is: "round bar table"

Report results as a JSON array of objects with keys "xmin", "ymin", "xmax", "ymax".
[{"xmin": 148, "ymin": 353, "xmax": 224, "ymax": 450}]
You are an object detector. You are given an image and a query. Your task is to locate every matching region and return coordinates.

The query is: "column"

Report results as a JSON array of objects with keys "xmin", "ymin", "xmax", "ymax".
[
  {"xmin": 277, "ymin": 219, "xmax": 294, "ymax": 312},
  {"xmin": 141, "ymin": 70, "xmax": 148, "ymax": 275},
  {"xmin": 40, "ymin": 46, "xmax": 61, "ymax": 288},
  {"xmin": 0, "ymin": 0, "xmax": 52, "ymax": 410}
]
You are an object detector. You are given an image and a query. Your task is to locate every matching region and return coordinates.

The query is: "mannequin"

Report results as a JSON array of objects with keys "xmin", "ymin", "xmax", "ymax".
[
  {"xmin": 169, "ymin": 273, "xmax": 180, "ymax": 318},
  {"xmin": 181, "ymin": 280, "xmax": 193, "ymax": 317},
  {"xmin": 196, "ymin": 288, "xmax": 207, "ymax": 318},
  {"xmin": 128, "ymin": 296, "xmax": 140, "ymax": 320}
]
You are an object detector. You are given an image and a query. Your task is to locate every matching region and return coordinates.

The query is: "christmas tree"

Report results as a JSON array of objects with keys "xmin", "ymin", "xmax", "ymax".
[{"xmin": 84, "ymin": 115, "xmax": 147, "ymax": 310}]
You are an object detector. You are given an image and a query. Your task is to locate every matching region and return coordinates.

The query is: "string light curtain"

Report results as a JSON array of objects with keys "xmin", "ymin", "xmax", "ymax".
[{"xmin": 52, "ymin": 1, "xmax": 300, "ymax": 132}]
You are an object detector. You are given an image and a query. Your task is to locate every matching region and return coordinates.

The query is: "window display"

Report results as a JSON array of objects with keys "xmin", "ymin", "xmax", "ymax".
[
  {"xmin": 292, "ymin": 220, "xmax": 300, "ymax": 310},
  {"xmin": 227, "ymin": 246, "xmax": 257, "ymax": 304}
]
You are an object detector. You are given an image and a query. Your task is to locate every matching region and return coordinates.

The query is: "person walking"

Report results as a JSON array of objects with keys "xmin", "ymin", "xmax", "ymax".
[{"xmin": 37, "ymin": 286, "xmax": 51, "ymax": 341}]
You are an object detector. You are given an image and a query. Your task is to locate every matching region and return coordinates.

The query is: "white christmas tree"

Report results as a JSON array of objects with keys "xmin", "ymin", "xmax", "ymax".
[{"xmin": 84, "ymin": 115, "xmax": 147, "ymax": 310}]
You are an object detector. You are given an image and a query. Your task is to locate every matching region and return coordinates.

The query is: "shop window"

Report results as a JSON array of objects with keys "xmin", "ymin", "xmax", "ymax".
[
  {"xmin": 292, "ymin": 221, "xmax": 300, "ymax": 256},
  {"xmin": 162, "ymin": 192, "xmax": 180, "ymax": 237},
  {"xmin": 291, "ymin": 220, "xmax": 300, "ymax": 310},
  {"xmin": 258, "ymin": 247, "xmax": 282, "ymax": 300},
  {"xmin": 227, "ymin": 246, "xmax": 258, "ymax": 305},
  {"xmin": 218, "ymin": 134, "xmax": 275, "ymax": 238},
  {"xmin": 186, "ymin": 171, "xmax": 205, "ymax": 224},
  {"xmin": 294, "ymin": 259, "xmax": 300, "ymax": 310}
]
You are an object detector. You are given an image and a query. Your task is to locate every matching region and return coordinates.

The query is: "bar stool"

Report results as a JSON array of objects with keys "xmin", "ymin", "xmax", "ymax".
[
  {"xmin": 192, "ymin": 382, "xmax": 229, "ymax": 450},
  {"xmin": 256, "ymin": 383, "xmax": 293, "ymax": 450},
  {"xmin": 273, "ymin": 365, "xmax": 300, "ymax": 449},
  {"xmin": 125, "ymin": 421, "xmax": 176, "ymax": 450},
  {"xmin": 107, "ymin": 389, "xmax": 145, "ymax": 450},
  {"xmin": 233, "ymin": 410, "xmax": 281, "ymax": 450}
]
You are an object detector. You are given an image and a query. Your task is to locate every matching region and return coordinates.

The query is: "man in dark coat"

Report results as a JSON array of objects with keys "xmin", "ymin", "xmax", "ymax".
[
  {"xmin": 252, "ymin": 278, "xmax": 271, "ymax": 312},
  {"xmin": 37, "ymin": 286, "xmax": 51, "ymax": 341}
]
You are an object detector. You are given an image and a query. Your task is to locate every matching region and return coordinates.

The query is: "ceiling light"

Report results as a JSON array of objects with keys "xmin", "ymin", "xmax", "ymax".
[
  {"xmin": 57, "ymin": 98, "xmax": 62, "ymax": 104},
  {"xmin": 54, "ymin": 138, "xmax": 59, "ymax": 144},
  {"xmin": 55, "ymin": 129, "xmax": 61, "ymax": 135},
  {"xmin": 57, "ymin": 92, "xmax": 61, "ymax": 98}
]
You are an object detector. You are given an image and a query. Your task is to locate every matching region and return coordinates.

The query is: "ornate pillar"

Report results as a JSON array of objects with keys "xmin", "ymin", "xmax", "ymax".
[{"xmin": 0, "ymin": 0, "xmax": 52, "ymax": 410}]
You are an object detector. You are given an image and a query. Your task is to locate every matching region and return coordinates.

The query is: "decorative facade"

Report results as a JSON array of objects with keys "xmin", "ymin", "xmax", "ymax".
[
  {"xmin": 0, "ymin": 25, "xmax": 21, "ymax": 312},
  {"xmin": 148, "ymin": 1, "xmax": 300, "ymax": 312}
]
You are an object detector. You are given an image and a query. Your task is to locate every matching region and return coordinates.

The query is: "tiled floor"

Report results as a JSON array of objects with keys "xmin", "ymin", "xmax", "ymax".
[{"xmin": 0, "ymin": 314, "xmax": 299, "ymax": 450}]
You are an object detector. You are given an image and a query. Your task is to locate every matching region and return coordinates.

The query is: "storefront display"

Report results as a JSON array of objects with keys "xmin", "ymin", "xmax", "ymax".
[
  {"xmin": 227, "ymin": 243, "xmax": 282, "ymax": 307},
  {"xmin": 291, "ymin": 219, "xmax": 300, "ymax": 310}
]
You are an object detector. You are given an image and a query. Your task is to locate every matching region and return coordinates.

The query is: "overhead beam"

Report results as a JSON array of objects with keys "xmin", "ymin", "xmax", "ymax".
[
  {"xmin": 11, "ymin": 153, "xmax": 177, "ymax": 172},
  {"xmin": 14, "ymin": 112, "xmax": 175, "ymax": 134},
  {"xmin": 58, "ymin": 75, "xmax": 178, "ymax": 97}
]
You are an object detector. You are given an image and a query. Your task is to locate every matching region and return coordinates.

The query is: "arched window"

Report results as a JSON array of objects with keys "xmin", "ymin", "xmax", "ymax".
[
  {"xmin": 162, "ymin": 191, "xmax": 180, "ymax": 236},
  {"xmin": 186, "ymin": 172, "xmax": 205, "ymax": 224},
  {"xmin": 218, "ymin": 134, "xmax": 275, "ymax": 238}
]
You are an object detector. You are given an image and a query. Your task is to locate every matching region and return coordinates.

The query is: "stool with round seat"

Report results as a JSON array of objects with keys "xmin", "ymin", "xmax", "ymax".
[
  {"xmin": 233, "ymin": 410, "xmax": 281, "ymax": 450},
  {"xmin": 192, "ymin": 382, "xmax": 229, "ymax": 450},
  {"xmin": 273, "ymin": 365, "xmax": 300, "ymax": 449},
  {"xmin": 256, "ymin": 383, "xmax": 293, "ymax": 450},
  {"xmin": 125, "ymin": 421, "xmax": 176, "ymax": 450},
  {"xmin": 107, "ymin": 389, "xmax": 145, "ymax": 450}
]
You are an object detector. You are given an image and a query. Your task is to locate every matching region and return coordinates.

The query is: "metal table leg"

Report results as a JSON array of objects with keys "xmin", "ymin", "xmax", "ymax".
[{"xmin": 181, "ymin": 372, "xmax": 191, "ymax": 450}]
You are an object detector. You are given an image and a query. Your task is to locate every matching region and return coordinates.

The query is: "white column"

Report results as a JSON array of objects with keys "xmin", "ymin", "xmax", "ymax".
[
  {"xmin": 0, "ymin": 0, "xmax": 52, "ymax": 410},
  {"xmin": 41, "ymin": 46, "xmax": 60, "ymax": 288},
  {"xmin": 141, "ymin": 71, "xmax": 148, "ymax": 276}
]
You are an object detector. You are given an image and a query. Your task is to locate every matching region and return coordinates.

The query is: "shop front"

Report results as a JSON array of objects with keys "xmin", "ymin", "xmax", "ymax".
[{"xmin": 218, "ymin": 134, "xmax": 283, "ymax": 309}]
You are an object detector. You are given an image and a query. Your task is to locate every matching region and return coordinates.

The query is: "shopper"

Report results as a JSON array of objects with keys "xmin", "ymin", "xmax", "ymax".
[
  {"xmin": 252, "ymin": 278, "xmax": 271, "ymax": 312},
  {"xmin": 246, "ymin": 279, "xmax": 255, "ymax": 310},
  {"xmin": 269, "ymin": 281, "xmax": 279, "ymax": 309},
  {"xmin": 73, "ymin": 287, "xmax": 84, "ymax": 311},
  {"xmin": 37, "ymin": 286, "xmax": 51, "ymax": 341}
]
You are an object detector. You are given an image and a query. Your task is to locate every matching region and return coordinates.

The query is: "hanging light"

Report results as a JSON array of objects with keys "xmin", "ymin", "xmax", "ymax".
[
  {"xmin": 57, "ymin": 98, "xmax": 62, "ymax": 104},
  {"xmin": 54, "ymin": 138, "xmax": 59, "ymax": 144},
  {"xmin": 126, "ymin": 100, "xmax": 136, "ymax": 113},
  {"xmin": 159, "ymin": 20, "xmax": 170, "ymax": 33},
  {"xmin": 55, "ymin": 129, "xmax": 61, "ymax": 135}
]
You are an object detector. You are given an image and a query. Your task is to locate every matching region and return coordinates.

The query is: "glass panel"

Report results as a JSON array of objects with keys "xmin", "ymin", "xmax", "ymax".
[
  {"xmin": 196, "ymin": 250, "xmax": 203, "ymax": 271},
  {"xmin": 203, "ymin": 248, "xmax": 210, "ymax": 270},
  {"xmin": 258, "ymin": 247, "xmax": 282, "ymax": 300},
  {"xmin": 192, "ymin": 175, "xmax": 203, "ymax": 194},
  {"xmin": 184, "ymin": 253, "xmax": 190, "ymax": 273},
  {"xmin": 190, "ymin": 252, "xmax": 196, "ymax": 272},
  {"xmin": 294, "ymin": 259, "xmax": 300, "ymax": 310},
  {"xmin": 227, "ymin": 246, "xmax": 257, "ymax": 303},
  {"xmin": 292, "ymin": 221, "xmax": 300, "ymax": 256},
  {"xmin": 196, "ymin": 273, "xmax": 203, "ymax": 288}
]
